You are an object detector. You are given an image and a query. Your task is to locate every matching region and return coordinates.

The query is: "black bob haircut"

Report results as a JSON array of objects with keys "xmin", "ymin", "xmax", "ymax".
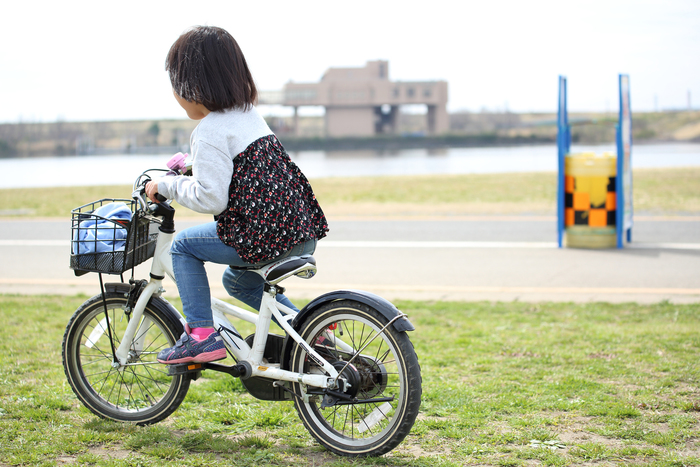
[{"xmin": 166, "ymin": 26, "xmax": 257, "ymax": 112}]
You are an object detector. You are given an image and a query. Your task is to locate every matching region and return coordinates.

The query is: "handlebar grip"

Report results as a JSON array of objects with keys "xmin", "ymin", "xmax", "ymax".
[{"xmin": 155, "ymin": 193, "xmax": 167, "ymax": 203}]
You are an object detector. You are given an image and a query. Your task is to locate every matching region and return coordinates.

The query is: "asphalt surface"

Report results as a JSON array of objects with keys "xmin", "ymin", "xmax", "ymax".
[{"xmin": 1, "ymin": 215, "xmax": 698, "ymax": 304}]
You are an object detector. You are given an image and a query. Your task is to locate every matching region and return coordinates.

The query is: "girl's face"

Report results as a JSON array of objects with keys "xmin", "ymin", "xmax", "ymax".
[{"xmin": 173, "ymin": 91, "xmax": 210, "ymax": 120}]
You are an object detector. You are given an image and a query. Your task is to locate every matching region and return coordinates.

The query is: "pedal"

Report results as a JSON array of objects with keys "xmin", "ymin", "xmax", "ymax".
[{"xmin": 167, "ymin": 362, "xmax": 204, "ymax": 379}]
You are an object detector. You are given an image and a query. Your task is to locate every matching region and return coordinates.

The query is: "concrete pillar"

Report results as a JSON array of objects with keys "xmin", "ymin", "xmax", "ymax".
[
  {"xmin": 373, "ymin": 106, "xmax": 383, "ymax": 135},
  {"xmin": 427, "ymin": 104, "xmax": 449, "ymax": 135},
  {"xmin": 389, "ymin": 105, "xmax": 399, "ymax": 134},
  {"xmin": 293, "ymin": 106, "xmax": 299, "ymax": 137}
]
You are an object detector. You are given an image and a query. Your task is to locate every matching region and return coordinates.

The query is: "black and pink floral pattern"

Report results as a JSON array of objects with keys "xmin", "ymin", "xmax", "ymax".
[{"xmin": 216, "ymin": 135, "xmax": 328, "ymax": 263}]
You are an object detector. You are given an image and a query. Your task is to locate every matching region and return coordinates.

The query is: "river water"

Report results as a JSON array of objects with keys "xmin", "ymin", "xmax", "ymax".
[{"xmin": 1, "ymin": 143, "xmax": 699, "ymax": 189}]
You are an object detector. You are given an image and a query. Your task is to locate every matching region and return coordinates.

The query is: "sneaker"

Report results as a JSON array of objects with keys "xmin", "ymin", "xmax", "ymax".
[{"xmin": 157, "ymin": 331, "xmax": 227, "ymax": 364}]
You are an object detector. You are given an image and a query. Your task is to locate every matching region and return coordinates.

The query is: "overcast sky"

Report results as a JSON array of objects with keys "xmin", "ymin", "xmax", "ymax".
[{"xmin": 1, "ymin": 0, "xmax": 698, "ymax": 123}]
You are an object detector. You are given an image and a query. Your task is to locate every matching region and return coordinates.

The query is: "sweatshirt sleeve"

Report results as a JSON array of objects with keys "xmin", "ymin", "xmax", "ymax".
[{"xmin": 157, "ymin": 140, "xmax": 232, "ymax": 215}]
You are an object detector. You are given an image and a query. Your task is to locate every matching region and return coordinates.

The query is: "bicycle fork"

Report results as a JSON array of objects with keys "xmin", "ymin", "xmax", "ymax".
[{"xmin": 113, "ymin": 280, "xmax": 164, "ymax": 366}]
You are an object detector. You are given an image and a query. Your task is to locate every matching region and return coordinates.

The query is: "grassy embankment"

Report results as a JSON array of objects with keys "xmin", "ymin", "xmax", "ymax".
[
  {"xmin": 1, "ymin": 296, "xmax": 699, "ymax": 466},
  {"xmin": 1, "ymin": 167, "xmax": 699, "ymax": 218}
]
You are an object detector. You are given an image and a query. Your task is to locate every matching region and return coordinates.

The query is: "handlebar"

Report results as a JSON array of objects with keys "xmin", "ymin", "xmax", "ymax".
[
  {"xmin": 131, "ymin": 169, "xmax": 170, "ymax": 213},
  {"xmin": 132, "ymin": 153, "xmax": 192, "ymax": 211}
]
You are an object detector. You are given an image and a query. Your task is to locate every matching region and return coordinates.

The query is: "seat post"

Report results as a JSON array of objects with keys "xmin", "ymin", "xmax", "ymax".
[{"xmin": 263, "ymin": 282, "xmax": 285, "ymax": 296}]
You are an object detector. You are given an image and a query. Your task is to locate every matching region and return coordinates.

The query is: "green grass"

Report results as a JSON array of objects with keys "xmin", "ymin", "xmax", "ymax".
[
  {"xmin": 1, "ymin": 295, "xmax": 699, "ymax": 466},
  {"xmin": 1, "ymin": 167, "xmax": 698, "ymax": 217}
]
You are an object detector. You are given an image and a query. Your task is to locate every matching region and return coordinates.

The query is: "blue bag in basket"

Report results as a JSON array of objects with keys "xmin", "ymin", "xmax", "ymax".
[{"xmin": 73, "ymin": 202, "xmax": 132, "ymax": 254}]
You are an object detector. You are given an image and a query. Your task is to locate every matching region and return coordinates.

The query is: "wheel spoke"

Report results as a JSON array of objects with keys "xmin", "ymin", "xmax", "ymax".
[
  {"xmin": 90, "ymin": 368, "xmax": 116, "ymax": 397},
  {"xmin": 343, "ymin": 404, "xmax": 353, "ymax": 438},
  {"xmin": 374, "ymin": 341, "xmax": 389, "ymax": 364},
  {"xmin": 128, "ymin": 366, "xmax": 159, "ymax": 409},
  {"xmin": 79, "ymin": 354, "xmax": 113, "ymax": 367},
  {"xmin": 83, "ymin": 339, "xmax": 112, "ymax": 362}
]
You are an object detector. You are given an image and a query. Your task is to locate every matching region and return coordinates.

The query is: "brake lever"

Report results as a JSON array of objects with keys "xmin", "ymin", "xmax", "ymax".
[{"xmin": 133, "ymin": 189, "xmax": 150, "ymax": 211}]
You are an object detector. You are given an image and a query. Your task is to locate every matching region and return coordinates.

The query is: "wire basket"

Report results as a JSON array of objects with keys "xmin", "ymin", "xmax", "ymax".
[{"xmin": 70, "ymin": 198, "xmax": 159, "ymax": 275}]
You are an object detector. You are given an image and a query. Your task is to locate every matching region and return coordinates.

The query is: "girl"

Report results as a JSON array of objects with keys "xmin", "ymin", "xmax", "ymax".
[{"xmin": 149, "ymin": 26, "xmax": 328, "ymax": 364}]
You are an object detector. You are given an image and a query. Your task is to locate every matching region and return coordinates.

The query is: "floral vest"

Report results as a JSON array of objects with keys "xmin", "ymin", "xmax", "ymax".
[{"xmin": 216, "ymin": 135, "xmax": 328, "ymax": 263}]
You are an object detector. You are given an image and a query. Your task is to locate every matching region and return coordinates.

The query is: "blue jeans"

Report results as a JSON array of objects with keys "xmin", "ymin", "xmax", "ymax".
[{"xmin": 170, "ymin": 221, "xmax": 317, "ymax": 328}]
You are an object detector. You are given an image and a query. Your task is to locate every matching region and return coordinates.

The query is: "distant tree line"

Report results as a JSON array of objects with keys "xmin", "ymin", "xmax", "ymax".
[
  {"xmin": 0, "ymin": 119, "xmax": 197, "ymax": 158},
  {"xmin": 0, "ymin": 110, "xmax": 697, "ymax": 158}
]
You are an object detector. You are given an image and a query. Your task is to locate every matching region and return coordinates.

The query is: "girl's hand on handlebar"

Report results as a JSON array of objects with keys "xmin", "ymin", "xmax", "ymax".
[{"xmin": 145, "ymin": 181, "xmax": 161, "ymax": 203}]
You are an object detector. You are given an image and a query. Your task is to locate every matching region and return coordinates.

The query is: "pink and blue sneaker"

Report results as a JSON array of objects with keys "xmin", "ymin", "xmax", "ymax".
[{"xmin": 157, "ymin": 330, "xmax": 227, "ymax": 364}]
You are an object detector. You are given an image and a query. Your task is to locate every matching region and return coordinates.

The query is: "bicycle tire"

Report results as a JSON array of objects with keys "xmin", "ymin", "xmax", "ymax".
[
  {"xmin": 62, "ymin": 292, "xmax": 190, "ymax": 425},
  {"xmin": 289, "ymin": 300, "xmax": 422, "ymax": 457}
]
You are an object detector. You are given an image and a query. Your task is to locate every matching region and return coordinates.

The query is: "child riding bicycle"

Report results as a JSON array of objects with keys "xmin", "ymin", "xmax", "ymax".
[{"xmin": 146, "ymin": 26, "xmax": 328, "ymax": 364}]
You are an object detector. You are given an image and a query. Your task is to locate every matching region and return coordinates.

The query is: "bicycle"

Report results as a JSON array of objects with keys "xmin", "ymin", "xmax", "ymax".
[{"xmin": 62, "ymin": 168, "xmax": 422, "ymax": 457}]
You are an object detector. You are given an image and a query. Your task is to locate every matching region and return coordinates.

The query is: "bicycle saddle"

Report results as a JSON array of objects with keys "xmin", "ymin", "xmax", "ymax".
[{"xmin": 231, "ymin": 255, "xmax": 317, "ymax": 285}]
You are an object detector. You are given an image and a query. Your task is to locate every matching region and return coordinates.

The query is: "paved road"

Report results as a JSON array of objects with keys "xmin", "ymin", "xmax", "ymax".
[{"xmin": 1, "ymin": 215, "xmax": 698, "ymax": 303}]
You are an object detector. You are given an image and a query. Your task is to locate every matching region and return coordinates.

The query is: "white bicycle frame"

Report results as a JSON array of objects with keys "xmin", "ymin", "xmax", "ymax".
[{"xmin": 111, "ymin": 200, "xmax": 346, "ymax": 390}]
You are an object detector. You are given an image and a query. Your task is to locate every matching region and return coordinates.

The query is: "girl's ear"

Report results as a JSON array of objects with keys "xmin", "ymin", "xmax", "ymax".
[{"xmin": 174, "ymin": 92, "xmax": 210, "ymax": 120}]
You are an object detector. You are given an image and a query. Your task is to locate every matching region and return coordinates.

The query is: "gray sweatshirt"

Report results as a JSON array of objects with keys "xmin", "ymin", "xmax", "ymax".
[{"xmin": 157, "ymin": 107, "xmax": 273, "ymax": 215}]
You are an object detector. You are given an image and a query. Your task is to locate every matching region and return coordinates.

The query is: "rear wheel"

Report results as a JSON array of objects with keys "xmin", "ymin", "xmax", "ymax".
[
  {"xmin": 289, "ymin": 300, "xmax": 422, "ymax": 457},
  {"xmin": 62, "ymin": 292, "xmax": 190, "ymax": 424}
]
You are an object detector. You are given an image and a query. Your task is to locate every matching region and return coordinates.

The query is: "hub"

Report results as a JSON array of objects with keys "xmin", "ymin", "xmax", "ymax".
[
  {"xmin": 356, "ymin": 356, "xmax": 388, "ymax": 398},
  {"xmin": 332, "ymin": 361, "xmax": 360, "ymax": 398}
]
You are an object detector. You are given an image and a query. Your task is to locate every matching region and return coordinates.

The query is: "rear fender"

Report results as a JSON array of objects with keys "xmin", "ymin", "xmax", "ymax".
[{"xmin": 280, "ymin": 289, "xmax": 414, "ymax": 370}]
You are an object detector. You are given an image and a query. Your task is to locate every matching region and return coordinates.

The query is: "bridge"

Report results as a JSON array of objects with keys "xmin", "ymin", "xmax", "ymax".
[{"xmin": 258, "ymin": 61, "xmax": 448, "ymax": 138}]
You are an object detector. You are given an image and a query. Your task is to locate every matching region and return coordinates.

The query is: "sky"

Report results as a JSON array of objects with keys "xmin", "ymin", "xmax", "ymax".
[{"xmin": 1, "ymin": 0, "xmax": 698, "ymax": 123}]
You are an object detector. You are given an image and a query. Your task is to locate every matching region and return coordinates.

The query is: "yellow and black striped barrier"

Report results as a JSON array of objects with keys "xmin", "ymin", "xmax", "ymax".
[{"xmin": 564, "ymin": 152, "xmax": 617, "ymax": 248}]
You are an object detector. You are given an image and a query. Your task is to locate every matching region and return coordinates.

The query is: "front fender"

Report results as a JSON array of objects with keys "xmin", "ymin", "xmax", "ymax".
[
  {"xmin": 281, "ymin": 289, "xmax": 415, "ymax": 370},
  {"xmin": 104, "ymin": 282, "xmax": 186, "ymax": 334}
]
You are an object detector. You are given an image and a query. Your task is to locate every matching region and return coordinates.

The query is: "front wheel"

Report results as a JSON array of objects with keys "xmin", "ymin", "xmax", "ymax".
[
  {"xmin": 289, "ymin": 300, "xmax": 422, "ymax": 457},
  {"xmin": 62, "ymin": 292, "xmax": 190, "ymax": 425}
]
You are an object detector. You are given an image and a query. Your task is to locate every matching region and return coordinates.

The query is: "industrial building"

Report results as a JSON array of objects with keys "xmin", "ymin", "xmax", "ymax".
[{"xmin": 259, "ymin": 61, "xmax": 448, "ymax": 137}]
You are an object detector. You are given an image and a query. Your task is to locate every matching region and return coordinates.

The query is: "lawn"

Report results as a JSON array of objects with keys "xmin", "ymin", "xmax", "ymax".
[
  {"xmin": 1, "ymin": 167, "xmax": 698, "ymax": 217},
  {"xmin": 0, "ymin": 167, "xmax": 698, "ymax": 465},
  {"xmin": 1, "ymin": 295, "xmax": 699, "ymax": 466}
]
